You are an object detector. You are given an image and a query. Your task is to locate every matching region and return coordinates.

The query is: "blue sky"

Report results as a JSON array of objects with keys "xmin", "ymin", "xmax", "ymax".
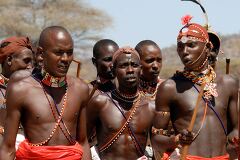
[{"xmin": 88, "ymin": 0, "xmax": 240, "ymax": 48}]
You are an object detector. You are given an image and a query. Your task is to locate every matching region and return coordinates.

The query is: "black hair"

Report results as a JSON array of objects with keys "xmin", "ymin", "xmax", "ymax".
[
  {"xmin": 135, "ymin": 40, "xmax": 160, "ymax": 57},
  {"xmin": 93, "ymin": 39, "xmax": 119, "ymax": 59}
]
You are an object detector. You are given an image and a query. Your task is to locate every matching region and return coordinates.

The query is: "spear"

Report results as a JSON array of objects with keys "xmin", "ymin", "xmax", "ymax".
[{"xmin": 180, "ymin": 84, "xmax": 205, "ymax": 160}]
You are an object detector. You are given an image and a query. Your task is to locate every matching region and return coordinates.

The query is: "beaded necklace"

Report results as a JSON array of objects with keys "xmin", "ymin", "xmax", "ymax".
[
  {"xmin": 29, "ymin": 85, "xmax": 68, "ymax": 146},
  {"xmin": 176, "ymin": 65, "xmax": 218, "ymax": 100},
  {"xmin": 111, "ymin": 89, "xmax": 140, "ymax": 104},
  {"xmin": 30, "ymin": 72, "xmax": 69, "ymax": 146},
  {"xmin": 99, "ymin": 96, "xmax": 141, "ymax": 153},
  {"xmin": 139, "ymin": 76, "xmax": 161, "ymax": 100},
  {"xmin": 0, "ymin": 74, "xmax": 8, "ymax": 88},
  {"xmin": 41, "ymin": 69, "xmax": 67, "ymax": 87}
]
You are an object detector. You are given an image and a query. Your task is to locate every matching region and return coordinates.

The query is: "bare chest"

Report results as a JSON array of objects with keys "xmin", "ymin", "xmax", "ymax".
[
  {"xmin": 99, "ymin": 100, "xmax": 154, "ymax": 134},
  {"xmin": 22, "ymin": 89, "xmax": 81, "ymax": 124}
]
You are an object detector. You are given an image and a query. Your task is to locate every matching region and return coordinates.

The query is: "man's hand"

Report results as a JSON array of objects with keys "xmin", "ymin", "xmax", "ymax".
[
  {"xmin": 226, "ymin": 136, "xmax": 239, "ymax": 159},
  {"xmin": 178, "ymin": 129, "xmax": 195, "ymax": 146}
]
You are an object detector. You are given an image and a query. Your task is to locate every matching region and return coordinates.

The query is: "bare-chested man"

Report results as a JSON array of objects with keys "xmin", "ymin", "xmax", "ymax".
[
  {"xmin": 88, "ymin": 39, "xmax": 119, "ymax": 160},
  {"xmin": 0, "ymin": 36, "xmax": 33, "ymax": 143},
  {"xmin": 152, "ymin": 20, "xmax": 239, "ymax": 159},
  {"xmin": 135, "ymin": 40, "xmax": 164, "ymax": 159},
  {"xmin": 87, "ymin": 47, "xmax": 155, "ymax": 160},
  {"xmin": 0, "ymin": 26, "xmax": 90, "ymax": 160},
  {"xmin": 89, "ymin": 39, "xmax": 119, "ymax": 93}
]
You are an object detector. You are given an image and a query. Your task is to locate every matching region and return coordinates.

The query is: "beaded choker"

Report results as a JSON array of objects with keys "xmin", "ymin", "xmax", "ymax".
[
  {"xmin": 0, "ymin": 74, "xmax": 9, "ymax": 87},
  {"xmin": 139, "ymin": 76, "xmax": 161, "ymax": 100},
  {"xmin": 41, "ymin": 69, "xmax": 67, "ymax": 87},
  {"xmin": 111, "ymin": 89, "xmax": 140, "ymax": 104},
  {"xmin": 176, "ymin": 65, "xmax": 218, "ymax": 100}
]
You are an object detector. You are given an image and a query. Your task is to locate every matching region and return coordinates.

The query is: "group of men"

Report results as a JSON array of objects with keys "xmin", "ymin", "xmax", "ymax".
[{"xmin": 0, "ymin": 17, "xmax": 238, "ymax": 160}]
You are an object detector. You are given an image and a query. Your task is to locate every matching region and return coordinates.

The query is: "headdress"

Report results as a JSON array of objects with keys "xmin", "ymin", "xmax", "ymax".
[
  {"xmin": 112, "ymin": 46, "xmax": 140, "ymax": 64},
  {"xmin": 177, "ymin": 20, "xmax": 209, "ymax": 43},
  {"xmin": 181, "ymin": 0, "xmax": 221, "ymax": 52},
  {"xmin": 0, "ymin": 36, "xmax": 32, "ymax": 64}
]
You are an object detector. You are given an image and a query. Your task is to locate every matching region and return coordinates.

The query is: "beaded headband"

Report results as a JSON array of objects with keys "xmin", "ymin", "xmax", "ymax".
[
  {"xmin": 177, "ymin": 15, "xmax": 209, "ymax": 43},
  {"xmin": 112, "ymin": 47, "xmax": 140, "ymax": 64}
]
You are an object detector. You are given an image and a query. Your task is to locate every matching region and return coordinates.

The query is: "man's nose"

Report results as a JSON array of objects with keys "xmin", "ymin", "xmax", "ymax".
[
  {"xmin": 183, "ymin": 46, "xmax": 189, "ymax": 54},
  {"xmin": 152, "ymin": 61, "xmax": 159, "ymax": 70},
  {"xmin": 126, "ymin": 65, "xmax": 134, "ymax": 73},
  {"xmin": 61, "ymin": 52, "xmax": 68, "ymax": 61}
]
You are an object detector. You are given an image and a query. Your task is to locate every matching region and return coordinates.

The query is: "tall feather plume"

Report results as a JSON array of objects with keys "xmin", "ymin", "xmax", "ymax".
[{"xmin": 181, "ymin": 0, "xmax": 209, "ymax": 30}]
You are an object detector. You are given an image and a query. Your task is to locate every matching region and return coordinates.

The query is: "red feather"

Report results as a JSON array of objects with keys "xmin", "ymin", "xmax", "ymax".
[{"xmin": 181, "ymin": 14, "xmax": 193, "ymax": 25}]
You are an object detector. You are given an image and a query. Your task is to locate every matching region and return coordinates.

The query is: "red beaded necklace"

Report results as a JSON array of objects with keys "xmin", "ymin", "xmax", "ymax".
[
  {"xmin": 30, "ymin": 74, "xmax": 69, "ymax": 146},
  {"xmin": 139, "ymin": 76, "xmax": 161, "ymax": 100},
  {"xmin": 41, "ymin": 69, "xmax": 67, "ymax": 87},
  {"xmin": 0, "ymin": 74, "xmax": 9, "ymax": 87},
  {"xmin": 177, "ymin": 65, "xmax": 218, "ymax": 100}
]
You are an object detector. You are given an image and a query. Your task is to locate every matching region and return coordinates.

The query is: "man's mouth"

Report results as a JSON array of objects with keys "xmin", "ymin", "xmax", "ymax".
[
  {"xmin": 126, "ymin": 76, "xmax": 136, "ymax": 81},
  {"xmin": 58, "ymin": 65, "xmax": 68, "ymax": 71}
]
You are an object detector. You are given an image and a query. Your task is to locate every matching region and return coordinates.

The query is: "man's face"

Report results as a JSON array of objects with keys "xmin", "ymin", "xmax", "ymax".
[
  {"xmin": 140, "ymin": 45, "xmax": 162, "ymax": 81},
  {"xmin": 95, "ymin": 45, "xmax": 118, "ymax": 80},
  {"xmin": 42, "ymin": 32, "xmax": 73, "ymax": 77},
  {"xmin": 115, "ymin": 53, "xmax": 141, "ymax": 88},
  {"xmin": 177, "ymin": 38, "xmax": 208, "ymax": 71},
  {"xmin": 10, "ymin": 48, "xmax": 33, "ymax": 73}
]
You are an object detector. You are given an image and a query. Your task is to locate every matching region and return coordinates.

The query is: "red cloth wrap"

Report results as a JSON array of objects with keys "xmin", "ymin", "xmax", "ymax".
[
  {"xmin": 186, "ymin": 154, "xmax": 229, "ymax": 160},
  {"xmin": 177, "ymin": 23, "xmax": 209, "ymax": 43},
  {"xmin": 16, "ymin": 140, "xmax": 83, "ymax": 160},
  {"xmin": 0, "ymin": 36, "xmax": 32, "ymax": 64},
  {"xmin": 161, "ymin": 152, "xmax": 229, "ymax": 160}
]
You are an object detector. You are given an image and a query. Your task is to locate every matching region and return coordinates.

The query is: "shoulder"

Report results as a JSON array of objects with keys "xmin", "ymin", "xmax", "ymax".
[
  {"xmin": 217, "ymin": 74, "xmax": 239, "ymax": 88},
  {"xmin": 6, "ymin": 74, "xmax": 37, "ymax": 99},
  {"xmin": 67, "ymin": 76, "xmax": 89, "ymax": 91},
  {"xmin": 89, "ymin": 93, "xmax": 110, "ymax": 109},
  {"xmin": 155, "ymin": 78, "xmax": 178, "ymax": 108},
  {"xmin": 158, "ymin": 78, "xmax": 177, "ymax": 92},
  {"xmin": 9, "ymin": 69, "xmax": 33, "ymax": 83}
]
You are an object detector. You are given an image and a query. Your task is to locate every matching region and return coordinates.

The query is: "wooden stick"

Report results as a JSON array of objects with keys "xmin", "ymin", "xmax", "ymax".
[
  {"xmin": 226, "ymin": 58, "xmax": 230, "ymax": 74},
  {"xmin": 73, "ymin": 59, "xmax": 81, "ymax": 78},
  {"xmin": 180, "ymin": 84, "xmax": 205, "ymax": 160}
]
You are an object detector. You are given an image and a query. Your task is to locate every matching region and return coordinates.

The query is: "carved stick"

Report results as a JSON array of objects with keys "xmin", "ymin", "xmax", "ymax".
[{"xmin": 180, "ymin": 84, "xmax": 205, "ymax": 160}]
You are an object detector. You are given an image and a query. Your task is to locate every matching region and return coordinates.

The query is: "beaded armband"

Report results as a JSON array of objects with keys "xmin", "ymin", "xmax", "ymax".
[
  {"xmin": 159, "ymin": 111, "xmax": 170, "ymax": 117},
  {"xmin": 152, "ymin": 126, "xmax": 168, "ymax": 136},
  {"xmin": 0, "ymin": 126, "xmax": 4, "ymax": 135}
]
